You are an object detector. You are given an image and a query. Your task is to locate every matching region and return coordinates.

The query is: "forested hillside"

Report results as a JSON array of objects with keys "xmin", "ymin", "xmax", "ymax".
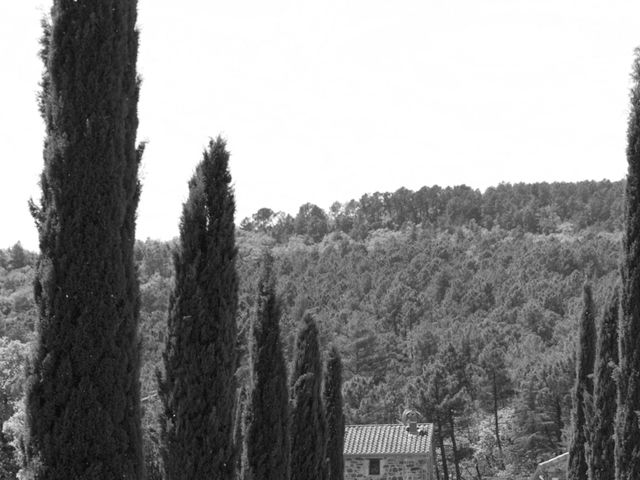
[{"xmin": 0, "ymin": 179, "xmax": 623, "ymax": 479}]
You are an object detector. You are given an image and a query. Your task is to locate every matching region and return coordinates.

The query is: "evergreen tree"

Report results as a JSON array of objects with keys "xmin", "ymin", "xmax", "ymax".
[
  {"xmin": 589, "ymin": 285, "xmax": 619, "ymax": 480},
  {"xmin": 25, "ymin": 1, "xmax": 143, "ymax": 478},
  {"xmin": 478, "ymin": 339, "xmax": 512, "ymax": 468},
  {"xmin": 290, "ymin": 313, "xmax": 327, "ymax": 480},
  {"xmin": 324, "ymin": 345, "xmax": 345, "ymax": 480},
  {"xmin": 0, "ymin": 431, "xmax": 19, "ymax": 480},
  {"xmin": 234, "ymin": 386, "xmax": 247, "ymax": 480},
  {"xmin": 567, "ymin": 283, "xmax": 596, "ymax": 480},
  {"xmin": 243, "ymin": 255, "xmax": 290, "ymax": 480},
  {"xmin": 417, "ymin": 360, "xmax": 449, "ymax": 480},
  {"xmin": 8, "ymin": 242, "xmax": 27, "ymax": 270},
  {"xmin": 158, "ymin": 137, "xmax": 238, "ymax": 480},
  {"xmin": 617, "ymin": 48, "xmax": 640, "ymax": 480}
]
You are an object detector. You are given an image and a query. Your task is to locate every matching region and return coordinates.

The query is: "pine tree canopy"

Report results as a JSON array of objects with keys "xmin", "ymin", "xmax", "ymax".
[
  {"xmin": 159, "ymin": 137, "xmax": 238, "ymax": 480},
  {"xmin": 25, "ymin": 1, "xmax": 144, "ymax": 478}
]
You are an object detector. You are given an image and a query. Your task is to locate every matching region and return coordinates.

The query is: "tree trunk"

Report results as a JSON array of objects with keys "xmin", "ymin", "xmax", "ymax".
[
  {"xmin": 554, "ymin": 398, "xmax": 564, "ymax": 445},
  {"xmin": 475, "ymin": 458, "xmax": 483, "ymax": 480},
  {"xmin": 492, "ymin": 371, "xmax": 504, "ymax": 467},
  {"xmin": 448, "ymin": 410, "xmax": 461, "ymax": 480}
]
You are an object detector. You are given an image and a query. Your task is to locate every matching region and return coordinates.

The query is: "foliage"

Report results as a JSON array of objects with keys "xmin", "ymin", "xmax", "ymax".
[
  {"xmin": 24, "ymin": 1, "xmax": 144, "ymax": 477},
  {"xmin": 616, "ymin": 48, "xmax": 640, "ymax": 480},
  {"xmin": 567, "ymin": 284, "xmax": 596, "ymax": 480},
  {"xmin": 242, "ymin": 180, "xmax": 624, "ymax": 243},
  {"xmin": 0, "ymin": 178, "xmax": 627, "ymax": 479},
  {"xmin": 242, "ymin": 255, "xmax": 289, "ymax": 480},
  {"xmin": 324, "ymin": 345, "xmax": 345, "ymax": 480},
  {"xmin": 589, "ymin": 285, "xmax": 618, "ymax": 480},
  {"xmin": 158, "ymin": 138, "xmax": 238, "ymax": 480},
  {"xmin": 290, "ymin": 314, "xmax": 327, "ymax": 480}
]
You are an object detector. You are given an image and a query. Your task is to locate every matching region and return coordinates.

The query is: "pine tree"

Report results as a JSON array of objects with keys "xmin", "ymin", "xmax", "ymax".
[
  {"xmin": 589, "ymin": 285, "xmax": 619, "ymax": 480},
  {"xmin": 243, "ymin": 255, "xmax": 290, "ymax": 480},
  {"xmin": 158, "ymin": 137, "xmax": 238, "ymax": 480},
  {"xmin": 324, "ymin": 345, "xmax": 345, "ymax": 480},
  {"xmin": 290, "ymin": 313, "xmax": 327, "ymax": 480},
  {"xmin": 25, "ymin": 1, "xmax": 143, "ymax": 478},
  {"xmin": 567, "ymin": 284, "xmax": 596, "ymax": 480},
  {"xmin": 617, "ymin": 48, "xmax": 640, "ymax": 480},
  {"xmin": 417, "ymin": 360, "xmax": 449, "ymax": 480},
  {"xmin": 478, "ymin": 339, "xmax": 512, "ymax": 468}
]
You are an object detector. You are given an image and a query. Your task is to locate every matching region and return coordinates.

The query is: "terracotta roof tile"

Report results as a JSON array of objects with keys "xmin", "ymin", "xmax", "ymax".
[{"xmin": 344, "ymin": 424, "xmax": 433, "ymax": 456}]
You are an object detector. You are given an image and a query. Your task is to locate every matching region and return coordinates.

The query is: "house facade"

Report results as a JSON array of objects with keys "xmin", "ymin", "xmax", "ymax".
[{"xmin": 344, "ymin": 423, "xmax": 435, "ymax": 480}]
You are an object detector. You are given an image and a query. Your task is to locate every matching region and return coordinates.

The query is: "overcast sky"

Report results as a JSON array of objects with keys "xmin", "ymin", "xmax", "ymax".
[{"xmin": 2, "ymin": 1, "xmax": 640, "ymax": 250}]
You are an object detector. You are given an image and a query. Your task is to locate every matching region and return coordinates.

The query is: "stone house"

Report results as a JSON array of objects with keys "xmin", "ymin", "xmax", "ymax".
[{"xmin": 344, "ymin": 422, "xmax": 435, "ymax": 480}]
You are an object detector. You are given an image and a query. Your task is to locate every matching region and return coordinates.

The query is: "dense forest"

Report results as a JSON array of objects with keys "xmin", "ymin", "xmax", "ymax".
[{"xmin": 0, "ymin": 179, "xmax": 623, "ymax": 479}]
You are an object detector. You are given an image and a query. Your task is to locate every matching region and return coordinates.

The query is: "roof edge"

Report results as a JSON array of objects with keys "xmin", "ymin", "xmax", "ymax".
[{"xmin": 345, "ymin": 453, "xmax": 431, "ymax": 458}]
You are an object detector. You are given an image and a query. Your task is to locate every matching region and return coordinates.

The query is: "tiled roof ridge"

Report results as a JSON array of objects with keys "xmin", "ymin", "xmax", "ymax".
[{"xmin": 346, "ymin": 423, "xmax": 430, "ymax": 426}]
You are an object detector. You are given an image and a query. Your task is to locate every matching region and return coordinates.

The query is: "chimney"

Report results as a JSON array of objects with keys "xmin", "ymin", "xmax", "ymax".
[
  {"xmin": 408, "ymin": 421, "xmax": 417, "ymax": 435},
  {"xmin": 401, "ymin": 408, "xmax": 420, "ymax": 435}
]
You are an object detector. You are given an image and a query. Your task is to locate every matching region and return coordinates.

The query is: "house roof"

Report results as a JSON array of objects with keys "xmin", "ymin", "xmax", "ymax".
[
  {"xmin": 538, "ymin": 452, "xmax": 568, "ymax": 467},
  {"xmin": 344, "ymin": 423, "xmax": 433, "ymax": 456}
]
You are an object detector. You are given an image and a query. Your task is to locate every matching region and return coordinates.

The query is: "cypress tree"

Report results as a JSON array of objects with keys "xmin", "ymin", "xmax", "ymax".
[
  {"xmin": 567, "ymin": 283, "xmax": 596, "ymax": 480},
  {"xmin": 25, "ymin": 1, "xmax": 143, "ymax": 478},
  {"xmin": 617, "ymin": 48, "xmax": 640, "ymax": 480},
  {"xmin": 0, "ymin": 431, "xmax": 19, "ymax": 480},
  {"xmin": 234, "ymin": 386, "xmax": 247, "ymax": 480},
  {"xmin": 242, "ymin": 254, "xmax": 290, "ymax": 480},
  {"xmin": 589, "ymin": 285, "xmax": 619, "ymax": 480},
  {"xmin": 323, "ymin": 345, "xmax": 345, "ymax": 480},
  {"xmin": 290, "ymin": 313, "xmax": 327, "ymax": 480},
  {"xmin": 158, "ymin": 137, "xmax": 238, "ymax": 480}
]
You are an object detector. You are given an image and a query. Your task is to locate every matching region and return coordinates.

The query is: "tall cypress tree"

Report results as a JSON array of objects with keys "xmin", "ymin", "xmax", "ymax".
[
  {"xmin": 617, "ymin": 48, "xmax": 640, "ymax": 480},
  {"xmin": 290, "ymin": 313, "xmax": 326, "ymax": 480},
  {"xmin": 234, "ymin": 386, "xmax": 247, "ymax": 480},
  {"xmin": 567, "ymin": 284, "xmax": 596, "ymax": 480},
  {"xmin": 25, "ymin": 1, "xmax": 143, "ymax": 478},
  {"xmin": 589, "ymin": 285, "xmax": 619, "ymax": 480},
  {"xmin": 158, "ymin": 137, "xmax": 238, "ymax": 480},
  {"xmin": 323, "ymin": 345, "xmax": 345, "ymax": 480},
  {"xmin": 242, "ymin": 254, "xmax": 290, "ymax": 480}
]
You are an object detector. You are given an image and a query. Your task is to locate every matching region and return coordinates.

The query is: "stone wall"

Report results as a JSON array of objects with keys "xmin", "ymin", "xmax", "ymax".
[{"xmin": 344, "ymin": 455, "xmax": 433, "ymax": 480}]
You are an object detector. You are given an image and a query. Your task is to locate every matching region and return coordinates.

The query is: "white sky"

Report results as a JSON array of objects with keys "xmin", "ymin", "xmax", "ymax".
[{"xmin": 1, "ymin": 1, "xmax": 640, "ymax": 250}]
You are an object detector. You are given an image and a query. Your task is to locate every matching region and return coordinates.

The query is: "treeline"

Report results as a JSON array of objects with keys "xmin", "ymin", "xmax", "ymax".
[{"xmin": 240, "ymin": 180, "xmax": 624, "ymax": 242}]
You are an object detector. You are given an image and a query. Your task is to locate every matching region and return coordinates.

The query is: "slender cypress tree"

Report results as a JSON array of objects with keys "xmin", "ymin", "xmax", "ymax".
[
  {"xmin": 589, "ymin": 285, "xmax": 619, "ymax": 480},
  {"xmin": 234, "ymin": 386, "xmax": 247, "ymax": 480},
  {"xmin": 25, "ymin": 1, "xmax": 143, "ymax": 478},
  {"xmin": 242, "ymin": 254, "xmax": 290, "ymax": 480},
  {"xmin": 290, "ymin": 313, "xmax": 327, "ymax": 480},
  {"xmin": 0, "ymin": 431, "xmax": 19, "ymax": 479},
  {"xmin": 158, "ymin": 137, "xmax": 238, "ymax": 480},
  {"xmin": 617, "ymin": 48, "xmax": 640, "ymax": 480},
  {"xmin": 323, "ymin": 345, "xmax": 345, "ymax": 480},
  {"xmin": 568, "ymin": 284, "xmax": 596, "ymax": 480}
]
